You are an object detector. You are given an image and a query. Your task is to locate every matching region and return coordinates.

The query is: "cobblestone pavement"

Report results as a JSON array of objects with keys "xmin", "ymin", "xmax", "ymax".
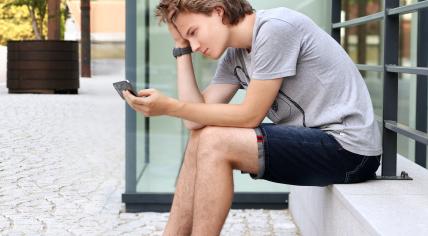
[{"xmin": 0, "ymin": 75, "xmax": 298, "ymax": 235}]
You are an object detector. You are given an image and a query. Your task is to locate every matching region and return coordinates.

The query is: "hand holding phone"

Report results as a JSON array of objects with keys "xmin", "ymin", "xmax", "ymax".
[{"xmin": 113, "ymin": 80, "xmax": 138, "ymax": 100}]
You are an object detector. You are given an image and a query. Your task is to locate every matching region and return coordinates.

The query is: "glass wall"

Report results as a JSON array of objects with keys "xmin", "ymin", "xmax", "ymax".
[{"xmin": 132, "ymin": 0, "xmax": 332, "ymax": 195}]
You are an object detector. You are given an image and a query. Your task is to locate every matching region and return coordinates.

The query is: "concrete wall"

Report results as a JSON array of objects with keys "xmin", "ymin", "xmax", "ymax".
[{"xmin": 290, "ymin": 155, "xmax": 428, "ymax": 236}]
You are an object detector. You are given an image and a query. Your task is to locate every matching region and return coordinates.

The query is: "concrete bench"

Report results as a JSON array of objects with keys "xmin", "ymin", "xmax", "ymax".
[{"xmin": 289, "ymin": 155, "xmax": 428, "ymax": 236}]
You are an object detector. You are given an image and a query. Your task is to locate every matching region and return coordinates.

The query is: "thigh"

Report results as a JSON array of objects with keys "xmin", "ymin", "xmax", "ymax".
[
  {"xmin": 256, "ymin": 124, "xmax": 351, "ymax": 186},
  {"xmin": 198, "ymin": 126, "xmax": 259, "ymax": 175}
]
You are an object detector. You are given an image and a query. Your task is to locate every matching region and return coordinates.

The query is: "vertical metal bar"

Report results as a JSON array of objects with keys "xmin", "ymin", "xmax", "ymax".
[
  {"xmin": 125, "ymin": 0, "xmax": 137, "ymax": 193},
  {"xmin": 331, "ymin": 0, "xmax": 342, "ymax": 43},
  {"xmin": 415, "ymin": 0, "xmax": 428, "ymax": 168},
  {"xmin": 144, "ymin": 0, "xmax": 150, "ymax": 164},
  {"xmin": 382, "ymin": 0, "xmax": 400, "ymax": 176},
  {"xmin": 80, "ymin": 0, "xmax": 91, "ymax": 77}
]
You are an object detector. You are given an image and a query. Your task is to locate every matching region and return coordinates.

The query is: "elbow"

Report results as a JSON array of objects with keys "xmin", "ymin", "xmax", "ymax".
[
  {"xmin": 241, "ymin": 114, "xmax": 264, "ymax": 128},
  {"xmin": 184, "ymin": 121, "xmax": 206, "ymax": 130},
  {"xmin": 240, "ymin": 103, "xmax": 267, "ymax": 128},
  {"xmin": 243, "ymin": 120, "xmax": 262, "ymax": 128},
  {"xmin": 187, "ymin": 124, "xmax": 206, "ymax": 130}
]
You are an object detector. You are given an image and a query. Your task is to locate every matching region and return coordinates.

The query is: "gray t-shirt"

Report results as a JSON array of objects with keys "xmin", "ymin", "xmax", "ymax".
[{"xmin": 211, "ymin": 7, "xmax": 382, "ymax": 156}]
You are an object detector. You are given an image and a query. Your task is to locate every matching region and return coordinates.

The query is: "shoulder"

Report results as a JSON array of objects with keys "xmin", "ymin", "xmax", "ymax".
[
  {"xmin": 255, "ymin": 7, "xmax": 312, "ymax": 36},
  {"xmin": 252, "ymin": 11, "xmax": 303, "ymax": 49}
]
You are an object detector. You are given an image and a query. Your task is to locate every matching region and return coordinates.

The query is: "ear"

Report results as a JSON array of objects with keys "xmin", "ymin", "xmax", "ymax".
[{"xmin": 213, "ymin": 6, "xmax": 224, "ymax": 17}]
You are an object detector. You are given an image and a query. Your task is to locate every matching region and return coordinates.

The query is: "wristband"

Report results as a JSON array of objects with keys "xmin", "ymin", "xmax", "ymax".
[{"xmin": 173, "ymin": 47, "xmax": 192, "ymax": 58}]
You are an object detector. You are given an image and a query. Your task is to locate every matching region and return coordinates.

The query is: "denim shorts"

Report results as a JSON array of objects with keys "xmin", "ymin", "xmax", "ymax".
[{"xmin": 246, "ymin": 123, "xmax": 381, "ymax": 186}]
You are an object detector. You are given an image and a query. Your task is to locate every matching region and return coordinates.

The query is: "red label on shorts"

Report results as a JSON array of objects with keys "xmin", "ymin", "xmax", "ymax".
[{"xmin": 256, "ymin": 135, "xmax": 264, "ymax": 143}]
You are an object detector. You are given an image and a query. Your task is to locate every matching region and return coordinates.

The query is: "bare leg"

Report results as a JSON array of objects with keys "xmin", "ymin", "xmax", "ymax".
[
  {"xmin": 191, "ymin": 127, "xmax": 259, "ymax": 236},
  {"xmin": 163, "ymin": 130, "xmax": 202, "ymax": 236}
]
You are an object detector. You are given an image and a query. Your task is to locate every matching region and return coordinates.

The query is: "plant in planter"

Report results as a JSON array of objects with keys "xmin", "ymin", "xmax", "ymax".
[{"xmin": 4, "ymin": 0, "xmax": 79, "ymax": 94}]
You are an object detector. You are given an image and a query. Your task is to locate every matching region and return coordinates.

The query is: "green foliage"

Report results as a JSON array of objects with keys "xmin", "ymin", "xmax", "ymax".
[
  {"xmin": 59, "ymin": 1, "xmax": 69, "ymax": 40},
  {"xmin": 3, "ymin": 0, "xmax": 47, "ymax": 40},
  {"xmin": 0, "ymin": 0, "xmax": 67, "ymax": 45},
  {"xmin": 0, "ymin": 0, "xmax": 36, "ymax": 45}
]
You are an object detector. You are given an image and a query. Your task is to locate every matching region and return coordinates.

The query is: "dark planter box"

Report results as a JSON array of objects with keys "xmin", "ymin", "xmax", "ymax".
[{"xmin": 7, "ymin": 40, "xmax": 79, "ymax": 94}]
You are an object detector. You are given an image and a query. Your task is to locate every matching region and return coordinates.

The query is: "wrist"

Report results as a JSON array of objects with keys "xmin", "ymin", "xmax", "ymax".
[
  {"xmin": 167, "ymin": 97, "xmax": 184, "ymax": 117},
  {"xmin": 173, "ymin": 46, "xmax": 192, "ymax": 58},
  {"xmin": 175, "ymin": 42, "xmax": 190, "ymax": 48}
]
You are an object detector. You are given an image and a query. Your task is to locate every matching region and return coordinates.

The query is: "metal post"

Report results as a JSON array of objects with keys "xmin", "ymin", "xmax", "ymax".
[
  {"xmin": 125, "ymin": 0, "xmax": 137, "ymax": 194},
  {"xmin": 81, "ymin": 0, "xmax": 91, "ymax": 77},
  {"xmin": 382, "ymin": 0, "xmax": 400, "ymax": 176},
  {"xmin": 415, "ymin": 0, "xmax": 428, "ymax": 168},
  {"xmin": 331, "ymin": 0, "xmax": 341, "ymax": 43},
  {"xmin": 144, "ymin": 0, "xmax": 150, "ymax": 164}
]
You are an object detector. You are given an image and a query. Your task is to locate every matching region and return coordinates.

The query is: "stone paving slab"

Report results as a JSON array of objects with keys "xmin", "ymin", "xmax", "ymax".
[{"xmin": 0, "ymin": 74, "xmax": 298, "ymax": 235}]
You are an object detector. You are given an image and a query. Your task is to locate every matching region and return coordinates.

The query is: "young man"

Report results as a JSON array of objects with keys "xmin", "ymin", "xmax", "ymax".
[{"xmin": 123, "ymin": 0, "xmax": 382, "ymax": 235}]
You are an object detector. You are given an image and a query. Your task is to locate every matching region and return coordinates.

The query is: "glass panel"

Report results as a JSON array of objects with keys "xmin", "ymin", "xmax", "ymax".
[
  {"xmin": 397, "ymin": 8, "xmax": 418, "ymax": 160},
  {"xmin": 340, "ymin": 0, "xmax": 382, "ymax": 21},
  {"xmin": 134, "ymin": 0, "xmax": 333, "ymax": 193}
]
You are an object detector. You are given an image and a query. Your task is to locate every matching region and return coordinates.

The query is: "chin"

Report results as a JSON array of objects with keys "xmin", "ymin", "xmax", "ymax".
[
  {"xmin": 211, "ymin": 49, "xmax": 225, "ymax": 60},
  {"xmin": 211, "ymin": 54, "xmax": 222, "ymax": 60}
]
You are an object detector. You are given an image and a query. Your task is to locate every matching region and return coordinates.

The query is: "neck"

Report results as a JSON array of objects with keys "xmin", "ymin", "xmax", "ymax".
[{"xmin": 227, "ymin": 13, "xmax": 256, "ymax": 50}]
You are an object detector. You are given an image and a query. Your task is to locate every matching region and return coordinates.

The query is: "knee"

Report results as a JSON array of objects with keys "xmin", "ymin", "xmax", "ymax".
[
  {"xmin": 196, "ymin": 126, "xmax": 231, "ymax": 165},
  {"xmin": 186, "ymin": 129, "xmax": 203, "ymax": 151}
]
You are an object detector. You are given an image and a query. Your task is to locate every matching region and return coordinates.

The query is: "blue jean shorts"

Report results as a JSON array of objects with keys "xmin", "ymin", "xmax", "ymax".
[{"xmin": 246, "ymin": 123, "xmax": 381, "ymax": 186}]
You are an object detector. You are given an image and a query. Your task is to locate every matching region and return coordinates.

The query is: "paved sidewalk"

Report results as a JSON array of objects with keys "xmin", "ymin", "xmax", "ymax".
[{"xmin": 0, "ymin": 75, "xmax": 298, "ymax": 235}]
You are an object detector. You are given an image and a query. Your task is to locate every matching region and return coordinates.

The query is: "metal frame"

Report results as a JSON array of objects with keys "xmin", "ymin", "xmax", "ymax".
[
  {"xmin": 386, "ymin": 65, "xmax": 428, "ymax": 76},
  {"xmin": 356, "ymin": 64, "xmax": 384, "ymax": 72},
  {"xmin": 384, "ymin": 121, "xmax": 428, "ymax": 145},
  {"xmin": 331, "ymin": 0, "xmax": 428, "ymax": 175},
  {"xmin": 125, "ymin": 0, "xmax": 137, "ymax": 194},
  {"xmin": 144, "ymin": 0, "xmax": 151, "ymax": 165},
  {"xmin": 382, "ymin": 0, "xmax": 400, "ymax": 176},
  {"xmin": 387, "ymin": 0, "xmax": 428, "ymax": 15},
  {"xmin": 416, "ymin": 2, "xmax": 428, "ymax": 167},
  {"xmin": 332, "ymin": 12, "xmax": 384, "ymax": 29},
  {"xmin": 122, "ymin": 193, "xmax": 289, "ymax": 213}
]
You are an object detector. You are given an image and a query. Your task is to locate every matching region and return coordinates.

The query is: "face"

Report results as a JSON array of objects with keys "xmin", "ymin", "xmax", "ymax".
[{"xmin": 174, "ymin": 8, "xmax": 230, "ymax": 59}]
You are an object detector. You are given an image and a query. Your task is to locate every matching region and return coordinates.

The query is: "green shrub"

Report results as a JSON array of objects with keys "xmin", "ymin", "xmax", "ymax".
[{"xmin": 0, "ymin": 0, "xmax": 67, "ymax": 45}]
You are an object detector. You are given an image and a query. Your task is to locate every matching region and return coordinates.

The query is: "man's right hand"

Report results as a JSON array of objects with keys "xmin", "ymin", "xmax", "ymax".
[{"xmin": 167, "ymin": 22, "xmax": 190, "ymax": 48}]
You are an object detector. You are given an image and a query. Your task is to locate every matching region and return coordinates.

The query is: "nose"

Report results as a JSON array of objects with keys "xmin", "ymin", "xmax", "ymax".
[{"xmin": 189, "ymin": 39, "xmax": 201, "ymax": 53}]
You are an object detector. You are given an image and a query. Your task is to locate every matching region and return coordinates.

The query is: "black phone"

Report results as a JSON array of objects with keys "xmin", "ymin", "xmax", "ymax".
[{"xmin": 113, "ymin": 80, "xmax": 138, "ymax": 100}]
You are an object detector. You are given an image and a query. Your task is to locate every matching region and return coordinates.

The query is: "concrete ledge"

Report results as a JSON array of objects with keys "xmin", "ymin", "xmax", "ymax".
[{"xmin": 289, "ymin": 155, "xmax": 428, "ymax": 236}]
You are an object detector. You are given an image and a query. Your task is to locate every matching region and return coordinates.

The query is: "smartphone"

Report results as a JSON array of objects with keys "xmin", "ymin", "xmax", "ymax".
[{"xmin": 113, "ymin": 80, "xmax": 138, "ymax": 100}]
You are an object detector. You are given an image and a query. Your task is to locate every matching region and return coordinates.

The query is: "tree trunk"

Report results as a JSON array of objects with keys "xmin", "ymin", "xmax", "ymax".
[
  {"xmin": 48, "ymin": 0, "xmax": 61, "ymax": 40},
  {"xmin": 81, "ymin": 0, "xmax": 91, "ymax": 77},
  {"xmin": 27, "ymin": 6, "xmax": 42, "ymax": 40}
]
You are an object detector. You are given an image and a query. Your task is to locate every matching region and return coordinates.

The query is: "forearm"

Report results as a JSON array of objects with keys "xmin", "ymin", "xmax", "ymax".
[
  {"xmin": 168, "ymin": 101, "xmax": 260, "ymax": 128},
  {"xmin": 175, "ymin": 53, "xmax": 206, "ymax": 129},
  {"xmin": 176, "ymin": 54, "xmax": 203, "ymax": 103}
]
